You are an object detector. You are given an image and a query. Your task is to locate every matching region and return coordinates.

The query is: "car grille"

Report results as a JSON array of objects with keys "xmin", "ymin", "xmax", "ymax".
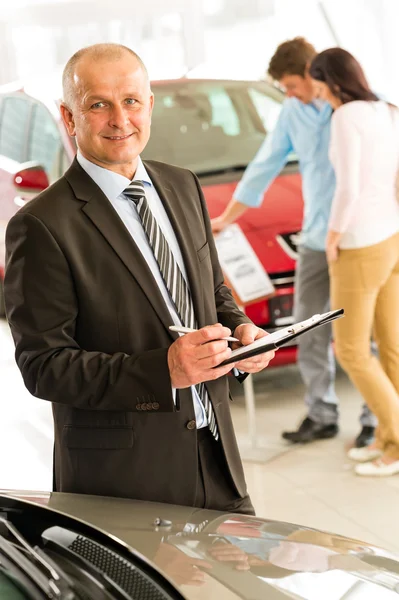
[
  {"xmin": 70, "ymin": 535, "xmax": 168, "ymax": 600},
  {"xmin": 42, "ymin": 527, "xmax": 174, "ymax": 600},
  {"xmin": 267, "ymin": 292, "xmax": 294, "ymax": 328}
]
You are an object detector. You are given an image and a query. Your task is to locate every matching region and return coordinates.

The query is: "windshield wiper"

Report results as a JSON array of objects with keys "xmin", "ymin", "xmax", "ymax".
[{"xmin": 0, "ymin": 517, "xmax": 79, "ymax": 599}]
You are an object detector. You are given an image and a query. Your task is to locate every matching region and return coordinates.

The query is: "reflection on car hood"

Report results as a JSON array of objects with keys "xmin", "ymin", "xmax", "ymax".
[{"xmin": 1, "ymin": 490, "xmax": 399, "ymax": 600}]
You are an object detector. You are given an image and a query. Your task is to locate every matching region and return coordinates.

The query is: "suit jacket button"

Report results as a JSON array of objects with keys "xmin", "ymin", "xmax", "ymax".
[
  {"xmin": 141, "ymin": 403, "xmax": 147, "ymax": 411},
  {"xmin": 153, "ymin": 402, "xmax": 159, "ymax": 410},
  {"xmin": 186, "ymin": 419, "xmax": 196, "ymax": 430}
]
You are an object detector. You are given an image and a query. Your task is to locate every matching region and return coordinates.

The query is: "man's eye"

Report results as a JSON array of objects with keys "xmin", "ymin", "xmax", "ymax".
[
  {"xmin": 125, "ymin": 98, "xmax": 137, "ymax": 105},
  {"xmin": 91, "ymin": 102, "xmax": 105, "ymax": 109}
]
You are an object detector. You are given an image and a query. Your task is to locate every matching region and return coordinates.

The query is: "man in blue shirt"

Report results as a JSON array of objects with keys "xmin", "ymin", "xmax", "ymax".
[{"xmin": 212, "ymin": 37, "xmax": 376, "ymax": 447}]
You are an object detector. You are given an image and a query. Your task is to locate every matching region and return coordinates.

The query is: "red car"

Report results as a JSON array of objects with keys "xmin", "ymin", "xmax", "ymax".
[{"xmin": 0, "ymin": 78, "xmax": 302, "ymax": 365}]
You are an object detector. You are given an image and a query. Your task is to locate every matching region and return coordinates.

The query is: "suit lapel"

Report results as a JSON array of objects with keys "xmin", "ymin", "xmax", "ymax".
[
  {"xmin": 64, "ymin": 159, "xmax": 177, "ymax": 337},
  {"xmin": 144, "ymin": 161, "xmax": 205, "ymax": 327}
]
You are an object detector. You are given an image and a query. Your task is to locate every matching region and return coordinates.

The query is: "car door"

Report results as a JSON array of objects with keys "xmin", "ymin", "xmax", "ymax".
[
  {"xmin": 26, "ymin": 101, "xmax": 71, "ymax": 187},
  {"xmin": 0, "ymin": 93, "xmax": 33, "ymax": 313},
  {"xmin": 0, "ymin": 95, "xmax": 71, "ymax": 316},
  {"xmin": 0, "ymin": 93, "xmax": 33, "ymax": 222}
]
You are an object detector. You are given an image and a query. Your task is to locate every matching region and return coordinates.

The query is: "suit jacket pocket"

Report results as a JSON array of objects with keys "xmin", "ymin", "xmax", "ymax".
[
  {"xmin": 64, "ymin": 426, "xmax": 134, "ymax": 449},
  {"xmin": 197, "ymin": 241, "xmax": 210, "ymax": 262}
]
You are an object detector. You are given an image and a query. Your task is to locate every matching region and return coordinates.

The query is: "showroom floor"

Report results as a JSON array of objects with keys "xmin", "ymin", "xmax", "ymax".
[{"xmin": 1, "ymin": 320, "xmax": 398, "ymax": 554}]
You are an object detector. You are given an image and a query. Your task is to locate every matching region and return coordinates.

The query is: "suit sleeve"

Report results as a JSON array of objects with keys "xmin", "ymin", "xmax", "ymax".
[
  {"xmin": 4, "ymin": 212, "xmax": 175, "ymax": 412},
  {"xmin": 191, "ymin": 172, "xmax": 252, "ymax": 332}
]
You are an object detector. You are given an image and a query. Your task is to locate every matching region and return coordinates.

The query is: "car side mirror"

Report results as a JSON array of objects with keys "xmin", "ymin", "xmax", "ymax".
[{"xmin": 13, "ymin": 162, "xmax": 49, "ymax": 207}]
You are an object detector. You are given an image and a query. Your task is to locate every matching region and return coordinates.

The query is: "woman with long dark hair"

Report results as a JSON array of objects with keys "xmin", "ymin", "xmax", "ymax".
[{"xmin": 309, "ymin": 48, "xmax": 399, "ymax": 476}]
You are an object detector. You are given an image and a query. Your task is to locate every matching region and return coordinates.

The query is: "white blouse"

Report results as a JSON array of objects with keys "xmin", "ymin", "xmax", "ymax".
[{"xmin": 329, "ymin": 100, "xmax": 399, "ymax": 248}]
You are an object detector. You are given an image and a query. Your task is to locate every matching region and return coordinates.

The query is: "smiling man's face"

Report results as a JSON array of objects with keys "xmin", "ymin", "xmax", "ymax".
[{"xmin": 61, "ymin": 52, "xmax": 154, "ymax": 179}]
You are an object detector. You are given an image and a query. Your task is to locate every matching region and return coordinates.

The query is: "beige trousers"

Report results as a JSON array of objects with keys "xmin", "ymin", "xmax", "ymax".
[{"xmin": 330, "ymin": 232, "xmax": 399, "ymax": 458}]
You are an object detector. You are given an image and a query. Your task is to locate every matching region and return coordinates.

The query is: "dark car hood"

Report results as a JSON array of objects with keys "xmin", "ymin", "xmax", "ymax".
[{"xmin": 1, "ymin": 490, "xmax": 399, "ymax": 599}]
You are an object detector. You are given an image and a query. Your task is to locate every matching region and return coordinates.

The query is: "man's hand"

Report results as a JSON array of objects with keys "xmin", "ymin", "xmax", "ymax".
[
  {"xmin": 210, "ymin": 216, "xmax": 227, "ymax": 234},
  {"xmin": 154, "ymin": 543, "xmax": 212, "ymax": 586},
  {"xmin": 210, "ymin": 200, "xmax": 248, "ymax": 234},
  {"xmin": 207, "ymin": 542, "xmax": 251, "ymax": 571},
  {"xmin": 232, "ymin": 324, "xmax": 275, "ymax": 373},
  {"xmin": 168, "ymin": 324, "xmax": 237, "ymax": 388}
]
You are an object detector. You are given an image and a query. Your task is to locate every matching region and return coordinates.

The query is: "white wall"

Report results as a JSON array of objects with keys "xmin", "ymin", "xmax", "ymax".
[{"xmin": 1, "ymin": 0, "xmax": 398, "ymax": 104}]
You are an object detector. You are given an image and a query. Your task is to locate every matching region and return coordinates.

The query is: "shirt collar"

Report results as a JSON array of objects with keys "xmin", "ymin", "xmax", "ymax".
[
  {"xmin": 76, "ymin": 151, "xmax": 152, "ymax": 201},
  {"xmin": 291, "ymin": 97, "xmax": 332, "ymax": 120}
]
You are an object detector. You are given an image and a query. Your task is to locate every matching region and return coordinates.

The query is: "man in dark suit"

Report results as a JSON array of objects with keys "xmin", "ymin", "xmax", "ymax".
[{"xmin": 4, "ymin": 43, "xmax": 274, "ymax": 514}]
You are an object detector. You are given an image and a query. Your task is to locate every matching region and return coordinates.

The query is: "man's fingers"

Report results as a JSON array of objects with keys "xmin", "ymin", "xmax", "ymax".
[
  {"xmin": 235, "ymin": 361, "xmax": 269, "ymax": 372},
  {"xmin": 168, "ymin": 324, "xmax": 237, "ymax": 388},
  {"xmin": 235, "ymin": 563, "xmax": 251, "ymax": 571},
  {"xmin": 192, "ymin": 559, "xmax": 213, "ymax": 570},
  {"xmin": 212, "ymin": 552, "xmax": 248, "ymax": 561},
  {"xmin": 198, "ymin": 346, "xmax": 233, "ymax": 369},
  {"xmin": 209, "ymin": 544, "xmax": 246, "ymax": 556},
  {"xmin": 235, "ymin": 350, "xmax": 275, "ymax": 372},
  {"xmin": 198, "ymin": 324, "xmax": 232, "ymax": 343},
  {"xmin": 234, "ymin": 323, "xmax": 266, "ymax": 346},
  {"xmin": 211, "ymin": 219, "xmax": 225, "ymax": 234},
  {"xmin": 195, "ymin": 339, "xmax": 230, "ymax": 360},
  {"xmin": 208, "ymin": 545, "xmax": 250, "ymax": 564},
  {"xmin": 207, "ymin": 362, "xmax": 236, "ymax": 380},
  {"xmin": 179, "ymin": 324, "xmax": 232, "ymax": 347},
  {"xmin": 239, "ymin": 334, "xmax": 257, "ymax": 346}
]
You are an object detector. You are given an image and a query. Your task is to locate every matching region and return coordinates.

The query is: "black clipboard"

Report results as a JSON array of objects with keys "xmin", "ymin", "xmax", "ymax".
[{"xmin": 220, "ymin": 308, "xmax": 344, "ymax": 366}]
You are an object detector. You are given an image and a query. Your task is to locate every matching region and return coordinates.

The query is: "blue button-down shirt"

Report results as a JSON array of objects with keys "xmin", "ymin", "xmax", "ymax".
[
  {"xmin": 234, "ymin": 98, "xmax": 335, "ymax": 251},
  {"xmin": 77, "ymin": 152, "xmax": 208, "ymax": 428}
]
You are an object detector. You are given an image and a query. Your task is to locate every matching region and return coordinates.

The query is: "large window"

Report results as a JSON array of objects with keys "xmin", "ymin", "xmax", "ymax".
[
  {"xmin": 206, "ymin": 87, "xmax": 241, "ymax": 136},
  {"xmin": 248, "ymin": 87, "xmax": 283, "ymax": 133},
  {"xmin": 0, "ymin": 96, "xmax": 31, "ymax": 163},
  {"xmin": 28, "ymin": 103, "xmax": 64, "ymax": 182},
  {"xmin": 142, "ymin": 80, "xmax": 284, "ymax": 174}
]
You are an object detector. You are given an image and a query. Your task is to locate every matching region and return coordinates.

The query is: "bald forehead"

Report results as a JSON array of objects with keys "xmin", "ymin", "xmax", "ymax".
[
  {"xmin": 63, "ymin": 46, "xmax": 150, "ymax": 106},
  {"xmin": 74, "ymin": 52, "xmax": 147, "ymax": 84},
  {"xmin": 76, "ymin": 46, "xmax": 139, "ymax": 68}
]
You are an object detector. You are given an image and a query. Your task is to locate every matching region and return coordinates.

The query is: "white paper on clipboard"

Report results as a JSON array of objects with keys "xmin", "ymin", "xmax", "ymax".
[{"xmin": 214, "ymin": 224, "xmax": 275, "ymax": 303}]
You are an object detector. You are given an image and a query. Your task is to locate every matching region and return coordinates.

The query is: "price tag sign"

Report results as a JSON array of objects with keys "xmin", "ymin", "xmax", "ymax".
[{"xmin": 214, "ymin": 224, "xmax": 275, "ymax": 306}]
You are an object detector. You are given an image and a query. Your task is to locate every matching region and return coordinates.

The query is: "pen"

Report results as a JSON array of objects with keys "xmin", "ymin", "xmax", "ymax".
[{"xmin": 169, "ymin": 325, "xmax": 239, "ymax": 343}]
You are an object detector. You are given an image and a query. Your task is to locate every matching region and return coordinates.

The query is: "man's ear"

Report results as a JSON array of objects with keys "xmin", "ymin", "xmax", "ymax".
[
  {"xmin": 60, "ymin": 103, "xmax": 76, "ymax": 137},
  {"xmin": 146, "ymin": 92, "xmax": 154, "ymax": 126}
]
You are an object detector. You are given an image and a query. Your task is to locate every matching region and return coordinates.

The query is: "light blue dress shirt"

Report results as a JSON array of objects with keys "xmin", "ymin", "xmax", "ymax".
[
  {"xmin": 77, "ymin": 152, "xmax": 208, "ymax": 428},
  {"xmin": 234, "ymin": 98, "xmax": 335, "ymax": 251}
]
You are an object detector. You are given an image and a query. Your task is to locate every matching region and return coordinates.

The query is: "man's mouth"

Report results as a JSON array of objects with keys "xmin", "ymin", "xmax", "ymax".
[{"xmin": 104, "ymin": 133, "xmax": 133, "ymax": 140}]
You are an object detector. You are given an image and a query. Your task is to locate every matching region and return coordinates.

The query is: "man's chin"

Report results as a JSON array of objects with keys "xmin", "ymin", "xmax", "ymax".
[{"xmin": 102, "ymin": 148, "xmax": 142, "ymax": 165}]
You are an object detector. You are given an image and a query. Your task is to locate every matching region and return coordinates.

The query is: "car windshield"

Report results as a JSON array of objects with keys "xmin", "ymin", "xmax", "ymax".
[{"xmin": 142, "ymin": 80, "xmax": 295, "ymax": 175}]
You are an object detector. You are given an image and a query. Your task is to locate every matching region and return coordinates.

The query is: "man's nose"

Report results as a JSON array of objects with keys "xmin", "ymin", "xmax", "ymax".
[{"xmin": 109, "ymin": 105, "xmax": 129, "ymax": 128}]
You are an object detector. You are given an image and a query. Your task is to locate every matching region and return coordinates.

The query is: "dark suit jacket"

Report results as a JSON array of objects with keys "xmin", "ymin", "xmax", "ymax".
[{"xmin": 4, "ymin": 158, "xmax": 252, "ymax": 506}]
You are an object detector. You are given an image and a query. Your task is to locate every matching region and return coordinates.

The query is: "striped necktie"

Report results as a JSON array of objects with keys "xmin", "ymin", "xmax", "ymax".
[{"xmin": 124, "ymin": 180, "xmax": 219, "ymax": 440}]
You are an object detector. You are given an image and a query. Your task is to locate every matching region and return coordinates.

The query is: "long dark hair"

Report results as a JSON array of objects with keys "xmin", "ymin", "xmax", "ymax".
[{"xmin": 309, "ymin": 48, "xmax": 378, "ymax": 104}]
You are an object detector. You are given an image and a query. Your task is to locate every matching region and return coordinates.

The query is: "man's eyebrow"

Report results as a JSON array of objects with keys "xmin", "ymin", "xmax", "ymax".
[
  {"xmin": 85, "ymin": 92, "xmax": 142, "ymax": 102},
  {"xmin": 85, "ymin": 95, "xmax": 107, "ymax": 103}
]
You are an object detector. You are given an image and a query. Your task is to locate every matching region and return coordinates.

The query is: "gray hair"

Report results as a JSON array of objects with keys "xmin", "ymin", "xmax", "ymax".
[{"xmin": 62, "ymin": 43, "xmax": 149, "ymax": 107}]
